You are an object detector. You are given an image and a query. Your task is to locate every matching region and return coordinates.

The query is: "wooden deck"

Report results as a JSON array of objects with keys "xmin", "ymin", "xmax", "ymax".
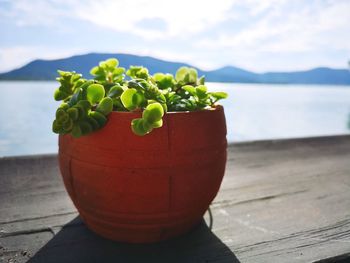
[{"xmin": 1, "ymin": 135, "xmax": 350, "ymax": 263}]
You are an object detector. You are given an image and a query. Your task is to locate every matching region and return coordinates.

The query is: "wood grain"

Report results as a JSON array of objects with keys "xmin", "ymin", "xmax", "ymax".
[{"xmin": 1, "ymin": 135, "xmax": 350, "ymax": 263}]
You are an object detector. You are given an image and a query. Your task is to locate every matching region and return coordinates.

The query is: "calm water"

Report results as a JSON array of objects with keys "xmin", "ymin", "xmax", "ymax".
[{"xmin": 0, "ymin": 81, "xmax": 350, "ymax": 157}]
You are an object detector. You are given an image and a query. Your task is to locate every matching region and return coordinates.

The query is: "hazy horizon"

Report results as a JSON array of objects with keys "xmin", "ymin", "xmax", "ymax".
[{"xmin": 1, "ymin": 51, "xmax": 350, "ymax": 75}]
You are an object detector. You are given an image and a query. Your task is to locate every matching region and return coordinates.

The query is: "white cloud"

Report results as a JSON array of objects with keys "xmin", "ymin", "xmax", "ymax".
[
  {"xmin": 194, "ymin": 0, "xmax": 350, "ymax": 71},
  {"xmin": 2, "ymin": 0, "xmax": 234, "ymax": 39},
  {"xmin": 0, "ymin": 0, "xmax": 69, "ymax": 26},
  {"xmin": 198, "ymin": 0, "xmax": 350, "ymax": 53},
  {"xmin": 73, "ymin": 0, "xmax": 234, "ymax": 39},
  {"xmin": 1, "ymin": 0, "xmax": 349, "ymax": 71}
]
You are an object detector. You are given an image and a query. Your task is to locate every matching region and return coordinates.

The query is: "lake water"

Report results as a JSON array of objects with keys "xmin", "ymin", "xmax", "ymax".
[{"xmin": 0, "ymin": 81, "xmax": 350, "ymax": 157}]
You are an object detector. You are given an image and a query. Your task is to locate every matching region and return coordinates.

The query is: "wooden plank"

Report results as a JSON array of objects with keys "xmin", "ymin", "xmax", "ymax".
[
  {"xmin": 1, "ymin": 135, "xmax": 350, "ymax": 262},
  {"xmin": 0, "ymin": 154, "xmax": 76, "ymax": 223}
]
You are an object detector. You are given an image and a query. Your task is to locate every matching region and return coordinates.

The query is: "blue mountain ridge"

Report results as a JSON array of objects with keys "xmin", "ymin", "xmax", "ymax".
[{"xmin": 0, "ymin": 53, "xmax": 349, "ymax": 85}]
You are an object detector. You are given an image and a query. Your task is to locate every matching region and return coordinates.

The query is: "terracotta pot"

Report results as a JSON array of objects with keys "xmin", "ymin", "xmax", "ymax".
[{"xmin": 58, "ymin": 105, "xmax": 227, "ymax": 243}]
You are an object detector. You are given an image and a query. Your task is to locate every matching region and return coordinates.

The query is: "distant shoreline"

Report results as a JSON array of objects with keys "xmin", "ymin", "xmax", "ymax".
[
  {"xmin": 0, "ymin": 79, "xmax": 349, "ymax": 87},
  {"xmin": 0, "ymin": 53, "xmax": 349, "ymax": 85}
]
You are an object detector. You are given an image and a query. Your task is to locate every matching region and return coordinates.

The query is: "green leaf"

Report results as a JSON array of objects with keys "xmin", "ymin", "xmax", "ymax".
[
  {"xmin": 156, "ymin": 93, "xmax": 166, "ymax": 104},
  {"xmin": 153, "ymin": 73, "xmax": 175, "ymax": 89},
  {"xmin": 198, "ymin": 76, "xmax": 205, "ymax": 85},
  {"xmin": 69, "ymin": 89, "xmax": 82, "ymax": 106},
  {"xmin": 71, "ymin": 74, "xmax": 81, "ymax": 82},
  {"xmin": 113, "ymin": 74, "xmax": 124, "ymax": 83},
  {"xmin": 63, "ymin": 118, "xmax": 73, "ymax": 132},
  {"xmin": 132, "ymin": 91, "xmax": 146, "ymax": 107},
  {"xmin": 121, "ymin": 88, "xmax": 137, "ymax": 110},
  {"xmin": 71, "ymin": 124, "xmax": 82, "ymax": 138},
  {"xmin": 56, "ymin": 71, "xmax": 82, "ymax": 95},
  {"xmin": 93, "ymin": 75, "xmax": 106, "ymax": 82},
  {"xmin": 87, "ymin": 116, "xmax": 100, "ymax": 130},
  {"xmin": 210, "ymin": 91, "xmax": 228, "ymax": 100},
  {"xmin": 52, "ymin": 120, "xmax": 62, "ymax": 134},
  {"xmin": 67, "ymin": 108, "xmax": 79, "ymax": 121},
  {"xmin": 142, "ymin": 119, "xmax": 153, "ymax": 131},
  {"xmin": 107, "ymin": 84, "xmax": 124, "ymax": 98},
  {"xmin": 54, "ymin": 89, "xmax": 69, "ymax": 101},
  {"xmin": 56, "ymin": 115, "xmax": 69, "ymax": 126},
  {"xmin": 77, "ymin": 100, "xmax": 91, "ymax": 110},
  {"xmin": 89, "ymin": 111, "xmax": 107, "ymax": 127},
  {"xmin": 131, "ymin": 118, "xmax": 150, "ymax": 136},
  {"xmin": 90, "ymin": 66, "xmax": 99, "ymax": 76},
  {"xmin": 113, "ymin": 98, "xmax": 126, "ymax": 110},
  {"xmin": 96, "ymin": 97, "xmax": 113, "ymax": 116},
  {"xmin": 151, "ymin": 119, "xmax": 163, "ymax": 128},
  {"xmin": 87, "ymin": 84, "xmax": 105, "ymax": 104},
  {"xmin": 196, "ymin": 85, "xmax": 208, "ymax": 99},
  {"xmin": 142, "ymin": 102, "xmax": 164, "ymax": 123},
  {"xmin": 73, "ymin": 104, "xmax": 87, "ymax": 119},
  {"xmin": 113, "ymin": 67, "xmax": 125, "ymax": 75},
  {"xmin": 105, "ymin": 58, "xmax": 118, "ymax": 68},
  {"xmin": 80, "ymin": 81, "xmax": 93, "ymax": 99},
  {"xmin": 57, "ymin": 70, "xmax": 66, "ymax": 77},
  {"xmin": 99, "ymin": 61, "xmax": 107, "ymax": 68},
  {"xmin": 56, "ymin": 108, "xmax": 66, "ymax": 119},
  {"xmin": 153, "ymin": 73, "xmax": 165, "ymax": 82},
  {"xmin": 126, "ymin": 66, "xmax": 149, "ymax": 79},
  {"xmin": 188, "ymin": 68, "xmax": 198, "ymax": 83},
  {"xmin": 59, "ymin": 103, "xmax": 69, "ymax": 110},
  {"xmin": 183, "ymin": 73, "xmax": 190, "ymax": 83},
  {"xmin": 175, "ymin": 67, "xmax": 189, "ymax": 82},
  {"xmin": 128, "ymin": 80, "xmax": 144, "ymax": 90},
  {"xmin": 79, "ymin": 121, "xmax": 93, "ymax": 135},
  {"xmin": 161, "ymin": 103, "xmax": 168, "ymax": 113},
  {"xmin": 182, "ymin": 85, "xmax": 196, "ymax": 96}
]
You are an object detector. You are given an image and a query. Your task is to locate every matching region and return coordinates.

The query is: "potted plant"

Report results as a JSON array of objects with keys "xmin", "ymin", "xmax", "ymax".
[{"xmin": 53, "ymin": 58, "xmax": 228, "ymax": 243}]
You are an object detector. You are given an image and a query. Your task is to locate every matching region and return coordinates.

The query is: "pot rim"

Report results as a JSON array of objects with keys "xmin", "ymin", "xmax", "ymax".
[{"xmin": 108, "ymin": 105, "xmax": 224, "ymax": 116}]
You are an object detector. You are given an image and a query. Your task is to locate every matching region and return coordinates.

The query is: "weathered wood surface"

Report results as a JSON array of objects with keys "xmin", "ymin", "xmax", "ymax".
[{"xmin": 0, "ymin": 135, "xmax": 350, "ymax": 263}]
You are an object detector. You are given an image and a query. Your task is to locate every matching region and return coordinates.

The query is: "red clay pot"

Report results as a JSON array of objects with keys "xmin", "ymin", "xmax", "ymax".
[{"xmin": 58, "ymin": 105, "xmax": 227, "ymax": 243}]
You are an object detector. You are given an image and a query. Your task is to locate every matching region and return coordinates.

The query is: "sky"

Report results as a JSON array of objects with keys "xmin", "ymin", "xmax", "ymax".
[{"xmin": 0, "ymin": 0, "xmax": 349, "ymax": 73}]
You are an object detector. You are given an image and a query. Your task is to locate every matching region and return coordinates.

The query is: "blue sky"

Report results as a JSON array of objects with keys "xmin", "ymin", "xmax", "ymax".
[{"xmin": 0, "ymin": 0, "xmax": 349, "ymax": 73}]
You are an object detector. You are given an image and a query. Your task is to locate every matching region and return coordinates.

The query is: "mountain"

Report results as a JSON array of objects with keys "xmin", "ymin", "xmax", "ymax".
[
  {"xmin": 0, "ymin": 53, "xmax": 195, "ymax": 81},
  {"xmin": 203, "ymin": 66, "xmax": 259, "ymax": 83},
  {"xmin": 258, "ymin": 68, "xmax": 350, "ymax": 85},
  {"xmin": 0, "ymin": 53, "xmax": 349, "ymax": 85}
]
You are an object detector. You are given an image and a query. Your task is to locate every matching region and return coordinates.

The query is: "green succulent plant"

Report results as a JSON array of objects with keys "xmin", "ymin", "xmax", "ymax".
[{"xmin": 52, "ymin": 58, "xmax": 228, "ymax": 137}]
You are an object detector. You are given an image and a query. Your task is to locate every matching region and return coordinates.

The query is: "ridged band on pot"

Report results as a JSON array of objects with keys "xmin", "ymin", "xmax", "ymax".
[{"xmin": 58, "ymin": 105, "xmax": 227, "ymax": 243}]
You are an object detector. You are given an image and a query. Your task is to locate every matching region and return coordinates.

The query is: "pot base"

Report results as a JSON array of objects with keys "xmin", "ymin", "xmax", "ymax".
[{"xmin": 81, "ymin": 211, "xmax": 204, "ymax": 243}]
